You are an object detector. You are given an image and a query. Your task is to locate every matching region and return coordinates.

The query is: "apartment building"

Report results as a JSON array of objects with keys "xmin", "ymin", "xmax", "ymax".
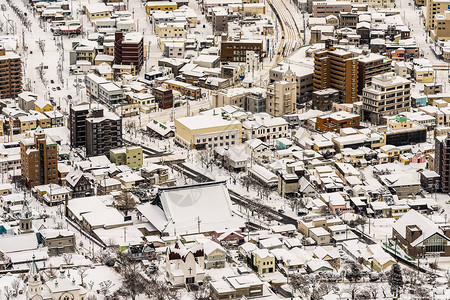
[
  {"xmin": 20, "ymin": 128, "xmax": 58, "ymax": 188},
  {"xmin": 0, "ymin": 46, "xmax": 22, "ymax": 99},
  {"xmin": 316, "ymin": 111, "xmax": 361, "ymax": 132},
  {"xmin": 153, "ymin": 87, "xmax": 174, "ymax": 109},
  {"xmin": 435, "ymin": 133, "xmax": 450, "ymax": 192},
  {"xmin": 312, "ymin": 88, "xmax": 340, "ymax": 111},
  {"xmin": 174, "ymin": 114, "xmax": 242, "ymax": 149},
  {"xmin": 69, "ymin": 103, "xmax": 90, "ymax": 148},
  {"xmin": 114, "ymin": 32, "xmax": 144, "ymax": 71},
  {"xmin": 220, "ymin": 39, "xmax": 263, "ymax": 63},
  {"xmin": 266, "ymin": 73, "xmax": 297, "ymax": 117},
  {"xmin": 431, "ymin": 11, "xmax": 450, "ymax": 42},
  {"xmin": 85, "ymin": 108, "xmax": 122, "ymax": 157},
  {"xmin": 110, "ymin": 146, "xmax": 143, "ymax": 169},
  {"xmin": 312, "ymin": 1, "xmax": 352, "ymax": 17},
  {"xmin": 314, "ymin": 45, "xmax": 359, "ymax": 104},
  {"xmin": 155, "ymin": 23, "xmax": 186, "ymax": 38},
  {"xmin": 362, "ymin": 72, "xmax": 412, "ymax": 124},
  {"xmin": 425, "ymin": 0, "xmax": 450, "ymax": 30},
  {"xmin": 163, "ymin": 79, "xmax": 201, "ymax": 99},
  {"xmin": 357, "ymin": 53, "xmax": 392, "ymax": 95},
  {"xmin": 212, "ymin": 87, "xmax": 266, "ymax": 113},
  {"xmin": 212, "ymin": 7, "xmax": 228, "ymax": 34},
  {"xmin": 269, "ymin": 64, "xmax": 314, "ymax": 105}
]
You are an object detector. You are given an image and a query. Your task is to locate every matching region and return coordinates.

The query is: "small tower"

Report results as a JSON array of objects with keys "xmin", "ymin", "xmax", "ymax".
[
  {"xmin": 19, "ymin": 200, "xmax": 33, "ymax": 234},
  {"xmin": 26, "ymin": 255, "xmax": 42, "ymax": 299}
]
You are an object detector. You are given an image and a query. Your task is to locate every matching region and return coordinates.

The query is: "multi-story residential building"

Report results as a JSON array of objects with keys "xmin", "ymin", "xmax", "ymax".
[
  {"xmin": 316, "ymin": 111, "xmax": 361, "ymax": 132},
  {"xmin": 431, "ymin": 11, "xmax": 450, "ymax": 42},
  {"xmin": 163, "ymin": 42, "xmax": 185, "ymax": 58},
  {"xmin": 85, "ymin": 73, "xmax": 108, "ymax": 99},
  {"xmin": 362, "ymin": 72, "xmax": 412, "ymax": 124},
  {"xmin": 435, "ymin": 133, "xmax": 450, "ymax": 192},
  {"xmin": 312, "ymin": 1, "xmax": 352, "ymax": 17},
  {"xmin": 110, "ymin": 146, "xmax": 143, "ymax": 169},
  {"xmin": 266, "ymin": 75, "xmax": 297, "ymax": 117},
  {"xmin": 153, "ymin": 87, "xmax": 173, "ymax": 109},
  {"xmin": 69, "ymin": 103, "xmax": 90, "ymax": 148},
  {"xmin": 312, "ymin": 88, "xmax": 340, "ymax": 111},
  {"xmin": 220, "ymin": 39, "xmax": 263, "ymax": 63},
  {"xmin": 314, "ymin": 45, "xmax": 359, "ymax": 104},
  {"xmin": 357, "ymin": 53, "xmax": 392, "ymax": 95},
  {"xmin": 174, "ymin": 114, "xmax": 242, "ymax": 149},
  {"xmin": 269, "ymin": 64, "xmax": 314, "ymax": 105},
  {"xmin": 98, "ymin": 82, "xmax": 125, "ymax": 105},
  {"xmin": 20, "ymin": 128, "xmax": 58, "ymax": 188},
  {"xmin": 163, "ymin": 79, "xmax": 201, "ymax": 99},
  {"xmin": 155, "ymin": 23, "xmax": 186, "ymax": 38},
  {"xmin": 0, "ymin": 46, "xmax": 22, "ymax": 99},
  {"xmin": 85, "ymin": 108, "xmax": 122, "ymax": 157},
  {"xmin": 212, "ymin": 87, "xmax": 266, "ymax": 113},
  {"xmin": 114, "ymin": 32, "xmax": 144, "ymax": 71},
  {"xmin": 425, "ymin": 0, "xmax": 450, "ymax": 30},
  {"xmin": 212, "ymin": 7, "xmax": 228, "ymax": 34}
]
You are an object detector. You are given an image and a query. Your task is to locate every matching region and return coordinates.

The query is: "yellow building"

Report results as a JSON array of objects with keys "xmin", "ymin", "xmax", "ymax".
[
  {"xmin": 155, "ymin": 23, "xmax": 186, "ymax": 38},
  {"xmin": 0, "ymin": 116, "xmax": 5, "ymax": 136},
  {"xmin": 34, "ymin": 100, "xmax": 53, "ymax": 113},
  {"xmin": 85, "ymin": 3, "xmax": 113, "ymax": 20},
  {"xmin": 425, "ymin": 0, "xmax": 450, "ymax": 30},
  {"xmin": 103, "ymin": 43, "xmax": 115, "ymax": 56},
  {"xmin": 174, "ymin": 114, "xmax": 242, "ymax": 149},
  {"xmin": 146, "ymin": 1, "xmax": 178, "ymax": 15},
  {"xmin": 414, "ymin": 67, "xmax": 434, "ymax": 83},
  {"xmin": 110, "ymin": 146, "xmax": 143, "ymax": 169},
  {"xmin": 163, "ymin": 79, "xmax": 201, "ymax": 99},
  {"xmin": 390, "ymin": 205, "xmax": 410, "ymax": 220},
  {"xmin": 252, "ymin": 249, "xmax": 275, "ymax": 274},
  {"xmin": 431, "ymin": 11, "xmax": 450, "ymax": 42},
  {"xmin": 18, "ymin": 115, "xmax": 38, "ymax": 133},
  {"xmin": 230, "ymin": 3, "xmax": 266, "ymax": 15}
]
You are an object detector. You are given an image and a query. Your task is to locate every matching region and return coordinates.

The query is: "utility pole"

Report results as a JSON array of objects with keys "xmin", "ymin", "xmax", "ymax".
[{"xmin": 197, "ymin": 216, "xmax": 201, "ymax": 233}]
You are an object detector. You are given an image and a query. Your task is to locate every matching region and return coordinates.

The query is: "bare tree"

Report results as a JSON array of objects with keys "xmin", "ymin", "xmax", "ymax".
[
  {"xmin": 36, "ymin": 39, "xmax": 46, "ymax": 54},
  {"xmin": 35, "ymin": 63, "xmax": 47, "ymax": 85},
  {"xmin": 115, "ymin": 191, "xmax": 136, "ymax": 215},
  {"xmin": 78, "ymin": 267, "xmax": 89, "ymax": 287},
  {"xmin": 11, "ymin": 279, "xmax": 20, "ymax": 296},
  {"xmin": 99, "ymin": 280, "xmax": 115, "ymax": 297},
  {"xmin": 63, "ymin": 253, "xmax": 73, "ymax": 265},
  {"xmin": 3, "ymin": 286, "xmax": 13, "ymax": 300}
]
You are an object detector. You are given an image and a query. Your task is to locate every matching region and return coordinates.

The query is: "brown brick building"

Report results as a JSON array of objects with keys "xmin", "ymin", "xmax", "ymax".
[
  {"xmin": 220, "ymin": 38, "xmax": 263, "ymax": 63},
  {"xmin": 313, "ymin": 45, "xmax": 358, "ymax": 104},
  {"xmin": 20, "ymin": 128, "xmax": 58, "ymax": 188},
  {"xmin": 357, "ymin": 53, "xmax": 391, "ymax": 95},
  {"xmin": 315, "ymin": 111, "xmax": 360, "ymax": 132},
  {"xmin": 114, "ymin": 32, "xmax": 144, "ymax": 71},
  {"xmin": 0, "ymin": 46, "xmax": 22, "ymax": 99},
  {"xmin": 153, "ymin": 87, "xmax": 173, "ymax": 109}
]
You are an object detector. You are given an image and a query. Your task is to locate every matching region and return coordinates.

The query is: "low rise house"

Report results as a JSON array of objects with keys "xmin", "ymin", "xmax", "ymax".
[{"xmin": 39, "ymin": 229, "xmax": 76, "ymax": 256}]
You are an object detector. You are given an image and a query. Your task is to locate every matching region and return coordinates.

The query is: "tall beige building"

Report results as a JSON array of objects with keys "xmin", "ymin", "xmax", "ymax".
[
  {"xmin": 431, "ymin": 11, "xmax": 450, "ymax": 41},
  {"xmin": 425, "ymin": 0, "xmax": 450, "ymax": 30},
  {"xmin": 266, "ymin": 71, "xmax": 296, "ymax": 117}
]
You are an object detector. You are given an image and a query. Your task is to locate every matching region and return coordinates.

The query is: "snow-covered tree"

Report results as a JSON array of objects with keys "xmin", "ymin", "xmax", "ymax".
[{"xmin": 388, "ymin": 263, "xmax": 404, "ymax": 297}]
